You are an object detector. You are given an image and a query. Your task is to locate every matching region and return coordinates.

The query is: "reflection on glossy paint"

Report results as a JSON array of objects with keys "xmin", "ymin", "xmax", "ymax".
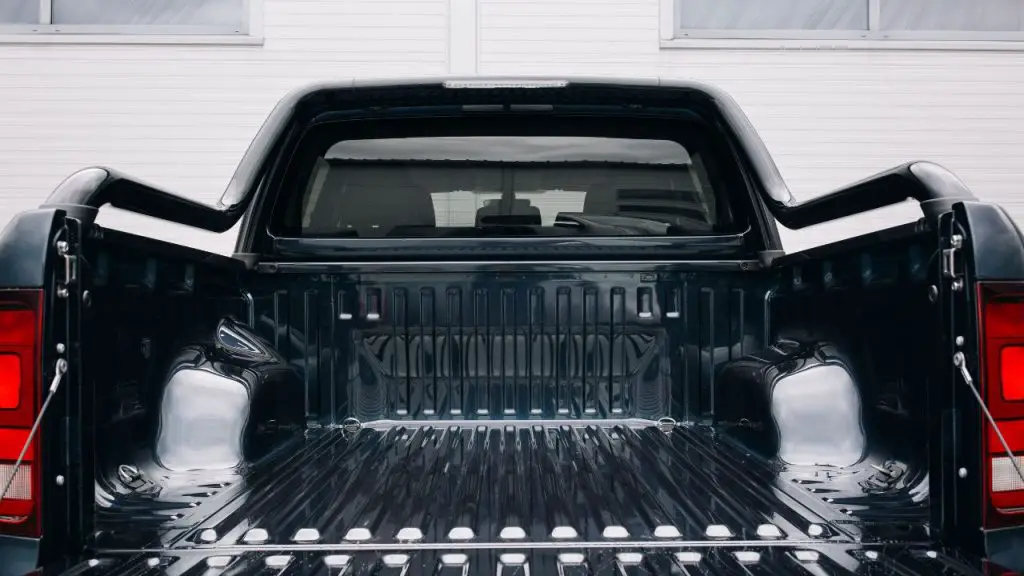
[
  {"xmin": 156, "ymin": 367, "xmax": 249, "ymax": 471},
  {"xmin": 772, "ymin": 363, "xmax": 865, "ymax": 467},
  {"xmin": 155, "ymin": 319, "xmax": 303, "ymax": 471}
]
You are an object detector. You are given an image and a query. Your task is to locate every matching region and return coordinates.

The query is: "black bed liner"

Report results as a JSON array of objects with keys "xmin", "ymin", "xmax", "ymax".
[
  {"xmin": 192, "ymin": 422, "xmax": 836, "ymax": 546},
  {"xmin": 98, "ymin": 422, "xmax": 925, "ymax": 548},
  {"xmin": 81, "ymin": 422, "xmax": 950, "ymax": 574}
]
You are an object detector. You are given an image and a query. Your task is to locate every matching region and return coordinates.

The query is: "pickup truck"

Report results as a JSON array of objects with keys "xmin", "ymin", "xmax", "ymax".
[{"xmin": 0, "ymin": 76, "xmax": 1022, "ymax": 576}]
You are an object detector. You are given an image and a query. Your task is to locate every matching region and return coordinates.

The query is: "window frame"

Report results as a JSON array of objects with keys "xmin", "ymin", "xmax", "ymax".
[
  {"xmin": 663, "ymin": 0, "xmax": 1024, "ymax": 48},
  {"xmin": 0, "ymin": 0, "xmax": 263, "ymax": 45}
]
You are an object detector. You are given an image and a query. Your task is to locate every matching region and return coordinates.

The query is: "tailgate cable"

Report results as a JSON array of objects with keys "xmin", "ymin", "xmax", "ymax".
[
  {"xmin": 0, "ymin": 359, "xmax": 67, "ymax": 501},
  {"xmin": 954, "ymin": 351, "xmax": 1024, "ymax": 485}
]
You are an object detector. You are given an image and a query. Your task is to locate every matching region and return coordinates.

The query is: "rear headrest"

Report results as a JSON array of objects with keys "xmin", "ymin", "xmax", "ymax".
[{"xmin": 475, "ymin": 199, "xmax": 542, "ymax": 226}]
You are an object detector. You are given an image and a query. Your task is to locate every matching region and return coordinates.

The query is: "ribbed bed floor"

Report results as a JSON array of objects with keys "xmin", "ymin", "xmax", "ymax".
[
  {"xmin": 83, "ymin": 422, "xmax": 960, "ymax": 574},
  {"xmin": 158, "ymin": 422, "xmax": 848, "ymax": 548}
]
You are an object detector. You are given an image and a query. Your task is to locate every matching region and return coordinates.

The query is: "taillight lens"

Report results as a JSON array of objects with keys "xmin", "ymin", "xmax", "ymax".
[
  {"xmin": 0, "ymin": 355, "xmax": 21, "ymax": 409},
  {"xmin": 1001, "ymin": 346, "xmax": 1024, "ymax": 401},
  {"xmin": 979, "ymin": 284, "xmax": 1024, "ymax": 528},
  {"xmin": 0, "ymin": 290, "xmax": 42, "ymax": 537}
]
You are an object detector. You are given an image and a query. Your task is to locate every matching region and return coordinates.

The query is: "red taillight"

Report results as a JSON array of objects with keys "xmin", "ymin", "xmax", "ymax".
[
  {"xmin": 979, "ymin": 284, "xmax": 1024, "ymax": 528},
  {"xmin": 0, "ymin": 291, "xmax": 42, "ymax": 537},
  {"xmin": 1001, "ymin": 346, "xmax": 1024, "ymax": 401},
  {"xmin": 0, "ymin": 355, "xmax": 21, "ymax": 409}
]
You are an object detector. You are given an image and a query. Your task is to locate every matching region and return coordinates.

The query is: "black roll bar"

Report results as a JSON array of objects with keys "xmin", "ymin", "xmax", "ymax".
[{"xmin": 39, "ymin": 77, "xmax": 977, "ymax": 234}]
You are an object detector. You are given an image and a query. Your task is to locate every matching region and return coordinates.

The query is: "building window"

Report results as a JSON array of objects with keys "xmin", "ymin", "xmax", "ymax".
[
  {"xmin": 675, "ymin": 0, "xmax": 1024, "ymax": 41},
  {"xmin": 0, "ymin": 0, "xmax": 253, "ymax": 36}
]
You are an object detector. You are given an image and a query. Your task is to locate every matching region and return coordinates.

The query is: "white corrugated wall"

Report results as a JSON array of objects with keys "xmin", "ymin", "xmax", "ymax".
[
  {"xmin": 0, "ymin": 0, "xmax": 451, "ymax": 254},
  {"xmin": 1, "ymin": 0, "xmax": 1023, "ymax": 253}
]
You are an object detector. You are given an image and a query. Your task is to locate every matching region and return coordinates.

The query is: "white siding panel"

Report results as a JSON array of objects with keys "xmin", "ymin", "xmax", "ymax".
[
  {"xmin": 0, "ymin": 0, "xmax": 448, "ymax": 254},
  {"xmin": 1, "ymin": 0, "xmax": 1024, "ymax": 256},
  {"xmin": 479, "ymin": 0, "xmax": 1024, "ymax": 251}
]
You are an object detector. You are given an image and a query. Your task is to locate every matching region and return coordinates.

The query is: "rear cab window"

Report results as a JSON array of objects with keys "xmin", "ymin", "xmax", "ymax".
[{"xmin": 278, "ymin": 121, "xmax": 742, "ymax": 240}]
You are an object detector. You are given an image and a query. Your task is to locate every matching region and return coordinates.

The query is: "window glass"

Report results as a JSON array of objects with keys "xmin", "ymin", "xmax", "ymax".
[
  {"xmin": 431, "ymin": 192, "xmax": 507, "ymax": 227},
  {"xmin": 0, "ymin": 1, "xmax": 38, "ymax": 24},
  {"xmin": 52, "ymin": 0, "xmax": 245, "ymax": 28},
  {"xmin": 296, "ymin": 136, "xmax": 729, "ymax": 238},
  {"xmin": 880, "ymin": 0, "xmax": 1024, "ymax": 31},
  {"xmin": 675, "ymin": 0, "xmax": 1024, "ymax": 37},
  {"xmin": 328, "ymin": 137, "xmax": 692, "ymax": 164},
  {"xmin": 677, "ymin": 0, "xmax": 868, "ymax": 30}
]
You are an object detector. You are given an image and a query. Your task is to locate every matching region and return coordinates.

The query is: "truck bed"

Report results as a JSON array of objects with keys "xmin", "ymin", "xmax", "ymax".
[
  {"xmin": 4, "ymin": 76, "xmax": 1013, "ymax": 575},
  {"xmin": 78, "ymin": 420, "xmax": 950, "ymax": 575}
]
